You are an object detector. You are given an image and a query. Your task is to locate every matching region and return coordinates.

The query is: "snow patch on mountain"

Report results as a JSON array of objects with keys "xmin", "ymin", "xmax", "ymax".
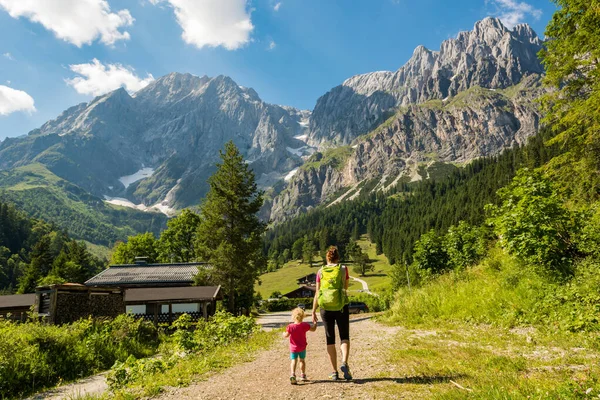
[
  {"xmin": 119, "ymin": 167, "xmax": 154, "ymax": 189},
  {"xmin": 103, "ymin": 195, "xmax": 175, "ymax": 216},
  {"xmin": 284, "ymin": 168, "xmax": 299, "ymax": 182}
]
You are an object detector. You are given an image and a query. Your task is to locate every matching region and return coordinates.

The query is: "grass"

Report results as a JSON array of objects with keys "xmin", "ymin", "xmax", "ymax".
[
  {"xmin": 256, "ymin": 261, "xmax": 320, "ymax": 298},
  {"xmin": 376, "ymin": 246, "xmax": 600, "ymax": 397},
  {"xmin": 372, "ymin": 322, "xmax": 600, "ymax": 399},
  {"xmin": 301, "ymin": 146, "xmax": 354, "ymax": 172},
  {"xmin": 352, "ymin": 237, "xmax": 393, "ymax": 292}
]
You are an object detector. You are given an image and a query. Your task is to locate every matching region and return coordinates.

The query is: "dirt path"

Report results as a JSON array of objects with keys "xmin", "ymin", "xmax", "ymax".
[
  {"xmin": 25, "ymin": 373, "xmax": 108, "ymax": 400},
  {"xmin": 160, "ymin": 315, "xmax": 401, "ymax": 400},
  {"xmin": 349, "ymin": 276, "xmax": 377, "ymax": 296}
]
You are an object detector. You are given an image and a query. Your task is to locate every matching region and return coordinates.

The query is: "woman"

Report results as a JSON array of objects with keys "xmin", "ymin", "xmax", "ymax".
[{"xmin": 311, "ymin": 246, "xmax": 352, "ymax": 380}]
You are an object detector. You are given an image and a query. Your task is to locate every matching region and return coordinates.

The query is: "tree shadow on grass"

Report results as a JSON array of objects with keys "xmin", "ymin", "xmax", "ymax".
[
  {"xmin": 363, "ymin": 272, "xmax": 387, "ymax": 277},
  {"xmin": 305, "ymin": 374, "xmax": 467, "ymax": 385}
]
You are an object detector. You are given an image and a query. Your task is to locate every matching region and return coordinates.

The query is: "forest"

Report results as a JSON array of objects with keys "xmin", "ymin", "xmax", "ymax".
[
  {"xmin": 263, "ymin": 127, "xmax": 562, "ymax": 267},
  {"xmin": 0, "ymin": 200, "xmax": 104, "ymax": 293}
]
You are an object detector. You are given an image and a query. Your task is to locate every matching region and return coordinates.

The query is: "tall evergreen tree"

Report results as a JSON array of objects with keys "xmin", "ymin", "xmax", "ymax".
[
  {"xmin": 302, "ymin": 235, "xmax": 315, "ymax": 265},
  {"xmin": 195, "ymin": 141, "xmax": 266, "ymax": 314}
]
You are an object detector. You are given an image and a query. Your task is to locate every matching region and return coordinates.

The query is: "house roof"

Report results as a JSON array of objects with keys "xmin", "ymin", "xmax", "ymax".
[
  {"xmin": 124, "ymin": 286, "xmax": 221, "ymax": 303},
  {"xmin": 296, "ymin": 273, "xmax": 317, "ymax": 282},
  {"xmin": 283, "ymin": 285, "xmax": 316, "ymax": 297},
  {"xmin": 85, "ymin": 262, "xmax": 207, "ymax": 286},
  {"xmin": 0, "ymin": 294, "xmax": 35, "ymax": 309}
]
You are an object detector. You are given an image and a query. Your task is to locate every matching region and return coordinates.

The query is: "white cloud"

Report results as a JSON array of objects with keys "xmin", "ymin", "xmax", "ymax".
[
  {"xmin": 152, "ymin": 0, "xmax": 253, "ymax": 50},
  {"xmin": 0, "ymin": 0, "xmax": 133, "ymax": 47},
  {"xmin": 268, "ymin": 40, "xmax": 276, "ymax": 51},
  {"xmin": 274, "ymin": 2, "xmax": 282, "ymax": 11},
  {"xmin": 65, "ymin": 59, "xmax": 154, "ymax": 97},
  {"xmin": 0, "ymin": 85, "xmax": 36, "ymax": 116},
  {"xmin": 3, "ymin": 52, "xmax": 14, "ymax": 61},
  {"xmin": 491, "ymin": 0, "xmax": 542, "ymax": 28}
]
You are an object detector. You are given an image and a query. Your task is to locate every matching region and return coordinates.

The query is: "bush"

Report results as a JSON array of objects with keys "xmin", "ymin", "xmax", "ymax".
[
  {"xmin": 0, "ymin": 314, "xmax": 157, "ymax": 398},
  {"xmin": 262, "ymin": 297, "xmax": 313, "ymax": 312},
  {"xmin": 349, "ymin": 293, "xmax": 390, "ymax": 312},
  {"xmin": 487, "ymin": 169, "xmax": 578, "ymax": 277},
  {"xmin": 575, "ymin": 204, "xmax": 600, "ymax": 258},
  {"xmin": 539, "ymin": 257, "xmax": 600, "ymax": 333},
  {"xmin": 443, "ymin": 221, "xmax": 489, "ymax": 270},
  {"xmin": 107, "ymin": 311, "xmax": 257, "ymax": 390},
  {"xmin": 412, "ymin": 230, "xmax": 449, "ymax": 275}
]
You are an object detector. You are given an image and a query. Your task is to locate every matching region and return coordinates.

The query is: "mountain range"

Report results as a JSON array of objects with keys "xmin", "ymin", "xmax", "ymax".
[{"xmin": 0, "ymin": 17, "xmax": 545, "ymax": 245}]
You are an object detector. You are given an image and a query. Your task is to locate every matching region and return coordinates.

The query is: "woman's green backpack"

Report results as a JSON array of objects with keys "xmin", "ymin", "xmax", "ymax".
[{"xmin": 318, "ymin": 265, "xmax": 348, "ymax": 311}]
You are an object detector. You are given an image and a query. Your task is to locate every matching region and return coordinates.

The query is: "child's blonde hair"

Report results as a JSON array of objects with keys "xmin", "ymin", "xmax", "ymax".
[{"xmin": 291, "ymin": 307, "xmax": 305, "ymax": 322}]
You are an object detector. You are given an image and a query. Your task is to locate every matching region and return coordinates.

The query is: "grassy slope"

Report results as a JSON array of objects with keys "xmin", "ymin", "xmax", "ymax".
[
  {"xmin": 256, "ymin": 261, "xmax": 319, "ymax": 298},
  {"xmin": 374, "ymin": 322, "xmax": 599, "ymax": 399},
  {"xmin": 354, "ymin": 236, "xmax": 394, "ymax": 292},
  {"xmin": 0, "ymin": 163, "xmax": 167, "ymax": 246},
  {"xmin": 378, "ymin": 248, "xmax": 600, "ymax": 398},
  {"xmin": 256, "ymin": 236, "xmax": 393, "ymax": 298}
]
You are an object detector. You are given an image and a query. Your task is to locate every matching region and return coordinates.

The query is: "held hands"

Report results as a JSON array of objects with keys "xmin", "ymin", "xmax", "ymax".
[{"xmin": 312, "ymin": 310, "xmax": 318, "ymax": 324}]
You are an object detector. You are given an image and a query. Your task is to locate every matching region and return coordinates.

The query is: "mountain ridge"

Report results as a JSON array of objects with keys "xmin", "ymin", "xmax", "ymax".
[
  {"xmin": 308, "ymin": 17, "xmax": 544, "ymax": 147},
  {"xmin": 0, "ymin": 73, "xmax": 312, "ymax": 213},
  {"xmin": 0, "ymin": 16, "xmax": 545, "ymax": 238}
]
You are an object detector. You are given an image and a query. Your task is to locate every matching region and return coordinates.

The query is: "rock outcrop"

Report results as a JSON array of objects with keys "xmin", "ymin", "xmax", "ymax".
[
  {"xmin": 309, "ymin": 17, "xmax": 543, "ymax": 146},
  {"xmin": 271, "ymin": 74, "xmax": 544, "ymax": 221}
]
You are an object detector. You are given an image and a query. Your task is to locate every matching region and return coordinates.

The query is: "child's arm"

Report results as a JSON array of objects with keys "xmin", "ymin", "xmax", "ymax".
[
  {"xmin": 311, "ymin": 280, "xmax": 320, "ymax": 324},
  {"xmin": 309, "ymin": 322, "xmax": 317, "ymax": 332},
  {"xmin": 282, "ymin": 326, "xmax": 290, "ymax": 338}
]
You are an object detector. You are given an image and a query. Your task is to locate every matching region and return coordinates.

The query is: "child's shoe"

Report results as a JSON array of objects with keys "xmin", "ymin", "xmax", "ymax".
[
  {"xmin": 329, "ymin": 371, "xmax": 339, "ymax": 380},
  {"xmin": 340, "ymin": 363, "xmax": 353, "ymax": 380},
  {"xmin": 290, "ymin": 375, "xmax": 297, "ymax": 385},
  {"xmin": 299, "ymin": 373, "xmax": 308, "ymax": 382}
]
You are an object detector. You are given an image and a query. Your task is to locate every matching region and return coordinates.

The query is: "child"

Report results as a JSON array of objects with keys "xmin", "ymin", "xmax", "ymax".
[{"xmin": 283, "ymin": 307, "xmax": 317, "ymax": 384}]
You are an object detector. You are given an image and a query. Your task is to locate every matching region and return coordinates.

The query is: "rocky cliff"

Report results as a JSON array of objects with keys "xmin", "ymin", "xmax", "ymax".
[
  {"xmin": 271, "ymin": 74, "xmax": 544, "ymax": 221},
  {"xmin": 309, "ymin": 17, "xmax": 544, "ymax": 147}
]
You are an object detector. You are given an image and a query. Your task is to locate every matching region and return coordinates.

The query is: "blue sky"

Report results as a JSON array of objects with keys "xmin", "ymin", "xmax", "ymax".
[{"xmin": 0, "ymin": 0, "xmax": 556, "ymax": 140}]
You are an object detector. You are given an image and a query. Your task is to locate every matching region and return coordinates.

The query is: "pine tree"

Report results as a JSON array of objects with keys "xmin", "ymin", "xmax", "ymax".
[
  {"xmin": 302, "ymin": 235, "xmax": 316, "ymax": 266},
  {"xmin": 292, "ymin": 238, "xmax": 304, "ymax": 260},
  {"xmin": 195, "ymin": 141, "xmax": 266, "ymax": 314}
]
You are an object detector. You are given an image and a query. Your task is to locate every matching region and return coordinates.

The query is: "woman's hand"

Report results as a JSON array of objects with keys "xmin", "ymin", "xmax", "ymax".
[{"xmin": 312, "ymin": 310, "xmax": 318, "ymax": 324}]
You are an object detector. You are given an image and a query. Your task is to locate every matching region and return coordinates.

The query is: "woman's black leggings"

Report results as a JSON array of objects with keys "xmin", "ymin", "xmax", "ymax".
[{"xmin": 320, "ymin": 305, "xmax": 350, "ymax": 345}]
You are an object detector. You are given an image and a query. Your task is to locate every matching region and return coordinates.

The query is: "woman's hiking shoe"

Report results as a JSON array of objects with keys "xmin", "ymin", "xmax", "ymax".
[
  {"xmin": 329, "ymin": 371, "xmax": 339, "ymax": 380},
  {"xmin": 340, "ymin": 363, "xmax": 353, "ymax": 380},
  {"xmin": 299, "ymin": 374, "xmax": 308, "ymax": 381},
  {"xmin": 290, "ymin": 375, "xmax": 297, "ymax": 385}
]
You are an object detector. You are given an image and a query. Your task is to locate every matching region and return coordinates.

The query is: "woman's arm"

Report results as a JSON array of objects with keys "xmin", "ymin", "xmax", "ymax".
[
  {"xmin": 344, "ymin": 266, "xmax": 349, "ymax": 290},
  {"xmin": 311, "ymin": 280, "xmax": 320, "ymax": 324}
]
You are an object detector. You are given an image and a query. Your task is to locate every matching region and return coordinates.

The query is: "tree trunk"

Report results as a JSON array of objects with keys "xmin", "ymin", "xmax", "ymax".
[{"xmin": 228, "ymin": 277, "xmax": 235, "ymax": 314}]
